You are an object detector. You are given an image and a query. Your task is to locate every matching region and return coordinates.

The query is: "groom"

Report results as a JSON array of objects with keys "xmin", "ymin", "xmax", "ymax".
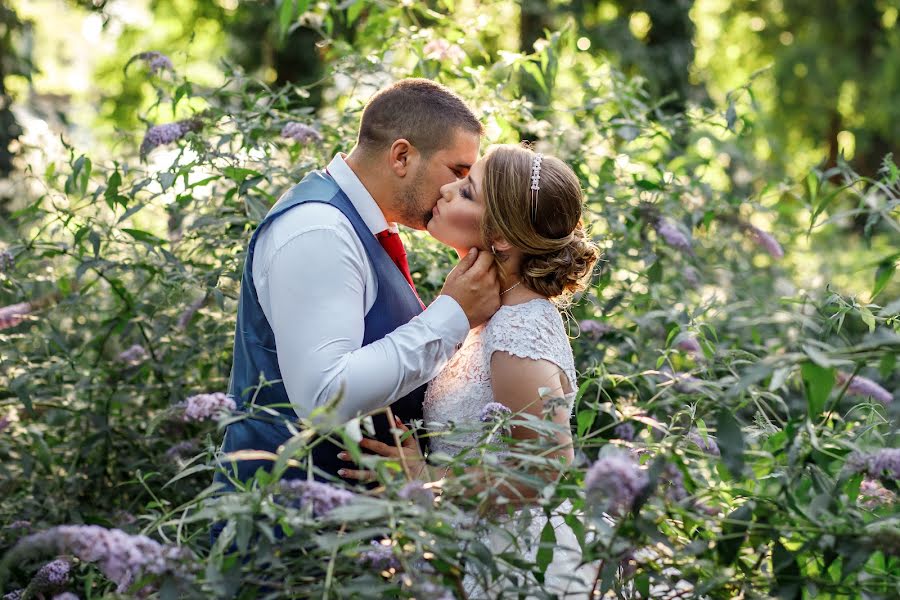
[{"xmin": 215, "ymin": 79, "xmax": 498, "ymax": 492}]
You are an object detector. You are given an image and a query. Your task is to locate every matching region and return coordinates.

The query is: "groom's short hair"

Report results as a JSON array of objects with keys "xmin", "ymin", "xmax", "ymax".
[{"xmin": 357, "ymin": 79, "xmax": 482, "ymax": 157}]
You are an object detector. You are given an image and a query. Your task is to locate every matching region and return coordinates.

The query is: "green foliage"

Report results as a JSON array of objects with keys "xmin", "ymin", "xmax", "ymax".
[{"xmin": 1, "ymin": 2, "xmax": 899, "ymax": 599}]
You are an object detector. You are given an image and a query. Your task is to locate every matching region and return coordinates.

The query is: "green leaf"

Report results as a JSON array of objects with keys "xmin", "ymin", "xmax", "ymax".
[
  {"xmin": 872, "ymin": 259, "xmax": 896, "ymax": 298},
  {"xmin": 716, "ymin": 501, "xmax": 754, "ymax": 565},
  {"xmin": 725, "ymin": 103, "xmax": 737, "ymax": 132},
  {"xmin": 121, "ymin": 228, "xmax": 165, "ymax": 245},
  {"xmin": 858, "ymin": 306, "xmax": 876, "ymax": 333},
  {"xmin": 535, "ymin": 519, "xmax": 556, "ymax": 574},
  {"xmin": 801, "ymin": 362, "xmax": 834, "ymax": 416},
  {"xmin": 277, "ymin": 0, "xmax": 298, "ymax": 40},
  {"xmin": 771, "ymin": 540, "xmax": 802, "ymax": 600},
  {"xmin": 576, "ymin": 409, "xmax": 595, "ymax": 437},
  {"xmin": 716, "ymin": 408, "xmax": 745, "ymax": 477}
]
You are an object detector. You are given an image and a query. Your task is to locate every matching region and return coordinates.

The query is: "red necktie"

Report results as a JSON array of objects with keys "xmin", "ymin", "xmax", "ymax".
[{"xmin": 376, "ymin": 230, "xmax": 424, "ymax": 308}]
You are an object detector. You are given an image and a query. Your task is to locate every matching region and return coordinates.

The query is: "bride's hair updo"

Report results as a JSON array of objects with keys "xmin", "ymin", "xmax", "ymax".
[{"xmin": 481, "ymin": 144, "xmax": 599, "ymax": 299}]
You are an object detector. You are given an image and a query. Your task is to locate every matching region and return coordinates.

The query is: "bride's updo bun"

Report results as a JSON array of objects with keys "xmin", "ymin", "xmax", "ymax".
[{"xmin": 481, "ymin": 144, "xmax": 599, "ymax": 299}]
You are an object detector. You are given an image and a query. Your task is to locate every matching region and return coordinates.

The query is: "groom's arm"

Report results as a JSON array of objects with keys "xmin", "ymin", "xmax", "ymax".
[{"xmin": 257, "ymin": 211, "xmax": 468, "ymax": 422}]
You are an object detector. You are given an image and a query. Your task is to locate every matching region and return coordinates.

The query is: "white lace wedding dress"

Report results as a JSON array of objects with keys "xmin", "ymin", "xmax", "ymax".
[{"xmin": 423, "ymin": 298, "xmax": 592, "ymax": 598}]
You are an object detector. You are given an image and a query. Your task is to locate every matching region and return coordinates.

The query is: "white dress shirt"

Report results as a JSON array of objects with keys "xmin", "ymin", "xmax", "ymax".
[{"xmin": 251, "ymin": 153, "xmax": 469, "ymax": 422}]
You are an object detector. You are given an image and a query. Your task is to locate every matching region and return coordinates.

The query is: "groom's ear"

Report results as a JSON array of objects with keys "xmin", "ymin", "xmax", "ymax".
[{"xmin": 389, "ymin": 139, "xmax": 418, "ymax": 177}]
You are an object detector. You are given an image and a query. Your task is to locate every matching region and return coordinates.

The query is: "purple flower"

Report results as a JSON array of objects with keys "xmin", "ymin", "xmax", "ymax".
[
  {"xmin": 836, "ymin": 372, "xmax": 892, "ymax": 404},
  {"xmin": 0, "ymin": 302, "xmax": 31, "ymax": 330},
  {"xmin": 357, "ymin": 540, "xmax": 401, "ymax": 571},
  {"xmin": 0, "ymin": 415, "xmax": 9, "ymax": 434},
  {"xmin": 863, "ymin": 518, "xmax": 900, "ymax": 557},
  {"xmin": 3, "ymin": 590, "xmax": 23, "ymax": 600},
  {"xmin": 0, "ymin": 249, "xmax": 13, "ymax": 272},
  {"xmin": 580, "ymin": 320, "xmax": 612, "ymax": 337},
  {"xmin": 52, "ymin": 594, "xmax": 79, "ymax": 600},
  {"xmin": 165, "ymin": 440, "xmax": 198, "ymax": 461},
  {"xmin": 397, "ymin": 480, "xmax": 435, "ymax": 507},
  {"xmin": 688, "ymin": 430, "xmax": 720, "ymax": 456},
  {"xmin": 654, "ymin": 218, "xmax": 693, "ymax": 254},
  {"xmin": 117, "ymin": 344, "xmax": 149, "ymax": 365},
  {"xmin": 140, "ymin": 118, "xmax": 202, "ymax": 157},
  {"xmin": 281, "ymin": 122, "xmax": 323, "ymax": 144},
  {"xmin": 682, "ymin": 265, "xmax": 700, "ymax": 286},
  {"xmin": 584, "ymin": 451, "xmax": 648, "ymax": 515},
  {"xmin": 659, "ymin": 367, "xmax": 702, "ymax": 393},
  {"xmin": 12, "ymin": 525, "xmax": 189, "ymax": 593},
  {"xmin": 177, "ymin": 296, "xmax": 206, "ymax": 330},
  {"xmin": 31, "ymin": 558, "xmax": 71, "ymax": 592},
  {"xmin": 179, "ymin": 392, "xmax": 235, "ymax": 422},
  {"xmin": 5, "ymin": 520, "xmax": 30, "ymax": 530},
  {"xmin": 133, "ymin": 51, "xmax": 174, "ymax": 74},
  {"xmin": 480, "ymin": 402, "xmax": 512, "ymax": 422},
  {"xmin": 613, "ymin": 422, "xmax": 635, "ymax": 441},
  {"xmin": 744, "ymin": 224, "xmax": 784, "ymax": 259},
  {"xmin": 859, "ymin": 478, "xmax": 895, "ymax": 509},
  {"xmin": 279, "ymin": 480, "xmax": 355, "ymax": 517},
  {"xmin": 675, "ymin": 335, "xmax": 702, "ymax": 355},
  {"xmin": 869, "ymin": 448, "xmax": 900, "ymax": 481}
]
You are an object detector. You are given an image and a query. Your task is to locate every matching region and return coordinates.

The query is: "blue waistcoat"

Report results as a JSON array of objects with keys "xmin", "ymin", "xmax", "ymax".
[{"xmin": 214, "ymin": 171, "xmax": 426, "ymax": 489}]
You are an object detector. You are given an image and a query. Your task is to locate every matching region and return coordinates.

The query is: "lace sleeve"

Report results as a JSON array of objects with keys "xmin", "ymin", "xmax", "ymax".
[{"xmin": 482, "ymin": 301, "xmax": 577, "ymax": 390}]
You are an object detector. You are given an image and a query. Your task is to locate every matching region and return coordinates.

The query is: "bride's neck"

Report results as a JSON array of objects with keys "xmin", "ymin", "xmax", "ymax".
[{"xmin": 498, "ymin": 262, "xmax": 545, "ymax": 306}]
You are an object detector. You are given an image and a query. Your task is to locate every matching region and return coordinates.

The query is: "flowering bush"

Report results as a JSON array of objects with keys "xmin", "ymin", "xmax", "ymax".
[{"xmin": 1, "ymin": 4, "xmax": 898, "ymax": 599}]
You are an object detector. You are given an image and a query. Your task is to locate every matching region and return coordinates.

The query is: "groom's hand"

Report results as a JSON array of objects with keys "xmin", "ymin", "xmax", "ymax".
[{"xmin": 440, "ymin": 248, "xmax": 500, "ymax": 328}]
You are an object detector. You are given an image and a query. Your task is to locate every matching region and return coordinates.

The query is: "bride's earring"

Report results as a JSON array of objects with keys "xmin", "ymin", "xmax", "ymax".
[{"xmin": 491, "ymin": 244, "xmax": 496, "ymax": 254}]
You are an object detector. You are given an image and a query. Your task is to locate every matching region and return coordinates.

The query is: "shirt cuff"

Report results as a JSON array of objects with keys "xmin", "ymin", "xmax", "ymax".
[{"xmin": 421, "ymin": 295, "xmax": 469, "ymax": 345}]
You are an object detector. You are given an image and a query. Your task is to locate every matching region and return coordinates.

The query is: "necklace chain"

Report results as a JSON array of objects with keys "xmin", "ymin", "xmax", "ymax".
[{"xmin": 500, "ymin": 280, "xmax": 522, "ymax": 296}]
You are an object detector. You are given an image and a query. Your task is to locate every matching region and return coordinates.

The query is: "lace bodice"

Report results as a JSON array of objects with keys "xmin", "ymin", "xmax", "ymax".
[{"xmin": 423, "ymin": 298, "xmax": 577, "ymax": 457}]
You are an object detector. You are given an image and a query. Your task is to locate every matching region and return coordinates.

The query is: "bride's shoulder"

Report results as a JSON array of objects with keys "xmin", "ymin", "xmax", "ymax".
[{"xmin": 483, "ymin": 299, "xmax": 567, "ymax": 345}]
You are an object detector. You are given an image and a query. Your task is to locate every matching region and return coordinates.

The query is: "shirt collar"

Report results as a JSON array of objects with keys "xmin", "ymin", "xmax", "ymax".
[{"xmin": 327, "ymin": 153, "xmax": 394, "ymax": 234}]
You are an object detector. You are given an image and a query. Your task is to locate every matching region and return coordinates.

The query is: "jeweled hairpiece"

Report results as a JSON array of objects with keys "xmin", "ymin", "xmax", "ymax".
[{"xmin": 530, "ymin": 152, "xmax": 543, "ymax": 222}]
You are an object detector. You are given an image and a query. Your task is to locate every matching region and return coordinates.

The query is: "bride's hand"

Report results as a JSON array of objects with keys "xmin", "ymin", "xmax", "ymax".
[{"xmin": 338, "ymin": 416, "xmax": 428, "ymax": 481}]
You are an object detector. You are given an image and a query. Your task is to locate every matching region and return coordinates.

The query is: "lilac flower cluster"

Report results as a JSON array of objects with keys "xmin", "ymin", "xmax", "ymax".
[
  {"xmin": 682, "ymin": 265, "xmax": 700, "ymax": 286},
  {"xmin": 117, "ymin": 344, "xmax": 149, "ymax": 365},
  {"xmin": 279, "ymin": 480, "xmax": 355, "ymax": 517},
  {"xmin": 675, "ymin": 335, "xmax": 702, "ymax": 355},
  {"xmin": 134, "ymin": 51, "xmax": 174, "ymax": 74},
  {"xmin": 480, "ymin": 402, "xmax": 512, "ymax": 422},
  {"xmin": 0, "ymin": 415, "xmax": 9, "ymax": 434},
  {"xmin": 0, "ymin": 302, "xmax": 31, "ymax": 330},
  {"xmin": 179, "ymin": 392, "xmax": 236, "ymax": 422},
  {"xmin": 177, "ymin": 296, "xmax": 206, "ymax": 330},
  {"xmin": 0, "ymin": 249, "xmax": 13, "ymax": 272},
  {"xmin": 859, "ymin": 478, "xmax": 895, "ymax": 509},
  {"xmin": 281, "ymin": 122, "xmax": 323, "ymax": 144},
  {"xmin": 164, "ymin": 440, "xmax": 198, "ymax": 461},
  {"xmin": 397, "ymin": 480, "xmax": 435, "ymax": 507},
  {"xmin": 868, "ymin": 448, "xmax": 900, "ymax": 481},
  {"xmin": 579, "ymin": 319, "xmax": 612, "ymax": 337},
  {"xmin": 3, "ymin": 590, "xmax": 23, "ymax": 600},
  {"xmin": 14, "ymin": 525, "xmax": 189, "ymax": 593},
  {"xmin": 613, "ymin": 422, "xmax": 635, "ymax": 442},
  {"xmin": 654, "ymin": 218, "xmax": 693, "ymax": 254},
  {"xmin": 744, "ymin": 224, "xmax": 784, "ymax": 259},
  {"xmin": 584, "ymin": 451, "xmax": 648, "ymax": 515},
  {"xmin": 30, "ymin": 558, "xmax": 71, "ymax": 593},
  {"xmin": 836, "ymin": 371, "xmax": 892, "ymax": 404},
  {"xmin": 423, "ymin": 39, "xmax": 466, "ymax": 64},
  {"xmin": 688, "ymin": 430, "xmax": 721, "ymax": 456},
  {"xmin": 140, "ymin": 118, "xmax": 202, "ymax": 157},
  {"xmin": 52, "ymin": 594, "xmax": 79, "ymax": 600},
  {"xmin": 357, "ymin": 540, "xmax": 402, "ymax": 571}
]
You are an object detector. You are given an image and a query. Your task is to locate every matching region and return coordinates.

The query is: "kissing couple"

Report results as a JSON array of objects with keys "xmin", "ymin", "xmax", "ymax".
[{"xmin": 214, "ymin": 78, "xmax": 599, "ymax": 595}]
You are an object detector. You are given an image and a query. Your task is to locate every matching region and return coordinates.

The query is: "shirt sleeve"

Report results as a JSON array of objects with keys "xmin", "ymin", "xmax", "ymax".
[{"xmin": 261, "ymin": 225, "xmax": 469, "ymax": 422}]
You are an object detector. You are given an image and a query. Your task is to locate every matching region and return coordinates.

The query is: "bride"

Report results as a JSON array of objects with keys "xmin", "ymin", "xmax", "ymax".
[{"xmin": 340, "ymin": 144, "xmax": 599, "ymax": 596}]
